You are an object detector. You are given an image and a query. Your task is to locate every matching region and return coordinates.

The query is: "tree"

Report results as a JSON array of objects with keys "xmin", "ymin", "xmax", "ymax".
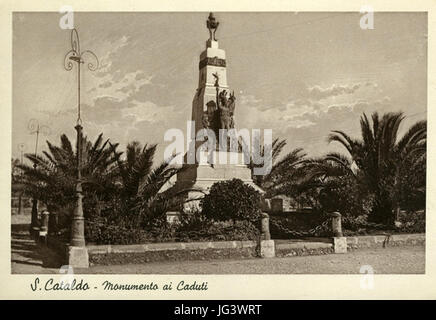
[
  {"xmin": 327, "ymin": 112, "xmax": 426, "ymax": 225},
  {"xmin": 249, "ymin": 138, "xmax": 306, "ymax": 197},
  {"xmin": 250, "ymin": 138, "xmax": 314, "ymax": 208},
  {"xmin": 18, "ymin": 133, "xmax": 118, "ymax": 223},
  {"xmin": 108, "ymin": 141, "xmax": 181, "ymax": 228},
  {"xmin": 301, "ymin": 155, "xmax": 372, "ymax": 217}
]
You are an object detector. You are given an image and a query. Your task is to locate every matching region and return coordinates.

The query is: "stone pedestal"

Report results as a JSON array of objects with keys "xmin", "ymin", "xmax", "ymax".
[
  {"xmin": 172, "ymin": 160, "xmax": 262, "ymax": 211},
  {"xmin": 260, "ymin": 240, "xmax": 275, "ymax": 258},
  {"xmin": 67, "ymin": 246, "xmax": 89, "ymax": 268},
  {"xmin": 333, "ymin": 237, "xmax": 347, "ymax": 254}
]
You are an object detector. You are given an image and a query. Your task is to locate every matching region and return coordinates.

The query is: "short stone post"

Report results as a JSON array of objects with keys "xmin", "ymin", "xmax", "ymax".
[
  {"xmin": 40, "ymin": 211, "xmax": 49, "ymax": 232},
  {"xmin": 260, "ymin": 212, "xmax": 271, "ymax": 240},
  {"xmin": 259, "ymin": 212, "xmax": 275, "ymax": 258},
  {"xmin": 329, "ymin": 212, "xmax": 347, "ymax": 253},
  {"xmin": 39, "ymin": 210, "xmax": 50, "ymax": 244},
  {"xmin": 271, "ymin": 198, "xmax": 283, "ymax": 213},
  {"xmin": 330, "ymin": 211, "xmax": 343, "ymax": 237}
]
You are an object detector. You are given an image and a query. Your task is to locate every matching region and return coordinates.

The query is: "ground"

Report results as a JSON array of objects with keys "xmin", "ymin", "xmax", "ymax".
[{"xmin": 11, "ymin": 216, "xmax": 425, "ymax": 274}]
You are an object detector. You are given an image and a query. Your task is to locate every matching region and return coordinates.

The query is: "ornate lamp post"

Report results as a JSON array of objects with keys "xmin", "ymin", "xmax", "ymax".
[
  {"xmin": 28, "ymin": 119, "xmax": 50, "ymax": 235},
  {"xmin": 64, "ymin": 28, "xmax": 99, "ymax": 249}
]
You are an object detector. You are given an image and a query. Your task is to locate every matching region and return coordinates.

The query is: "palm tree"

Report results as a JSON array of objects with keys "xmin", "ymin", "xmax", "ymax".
[
  {"xmin": 250, "ymin": 138, "xmax": 310, "ymax": 200},
  {"xmin": 327, "ymin": 112, "xmax": 426, "ymax": 225},
  {"xmin": 109, "ymin": 141, "xmax": 181, "ymax": 228},
  {"xmin": 301, "ymin": 154, "xmax": 369, "ymax": 217},
  {"xmin": 18, "ymin": 133, "xmax": 118, "ymax": 222}
]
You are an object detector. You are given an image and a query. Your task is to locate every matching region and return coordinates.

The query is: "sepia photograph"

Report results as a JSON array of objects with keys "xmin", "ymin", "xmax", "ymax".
[{"xmin": 9, "ymin": 8, "xmax": 428, "ymax": 283}]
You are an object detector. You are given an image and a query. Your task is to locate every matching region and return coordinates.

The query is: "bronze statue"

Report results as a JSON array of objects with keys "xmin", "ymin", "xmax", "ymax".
[
  {"xmin": 206, "ymin": 12, "xmax": 219, "ymax": 41},
  {"xmin": 212, "ymin": 72, "xmax": 219, "ymax": 87},
  {"xmin": 218, "ymin": 90, "xmax": 236, "ymax": 130},
  {"xmin": 211, "ymin": 68, "xmax": 236, "ymax": 131},
  {"xmin": 203, "ymin": 100, "xmax": 217, "ymax": 129}
]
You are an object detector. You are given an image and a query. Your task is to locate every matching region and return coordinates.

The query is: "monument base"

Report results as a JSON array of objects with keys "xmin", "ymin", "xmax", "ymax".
[
  {"xmin": 67, "ymin": 246, "xmax": 89, "ymax": 268},
  {"xmin": 167, "ymin": 151, "xmax": 263, "ymax": 212}
]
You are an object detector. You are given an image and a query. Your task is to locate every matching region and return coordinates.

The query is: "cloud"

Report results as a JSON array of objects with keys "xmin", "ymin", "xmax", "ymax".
[
  {"xmin": 306, "ymin": 83, "xmax": 362, "ymax": 101},
  {"xmin": 240, "ymin": 94, "xmax": 261, "ymax": 105},
  {"xmin": 99, "ymin": 80, "xmax": 113, "ymax": 88},
  {"xmin": 95, "ymin": 35, "xmax": 131, "ymax": 77},
  {"xmin": 81, "ymin": 96, "xmax": 135, "ymax": 125},
  {"xmin": 235, "ymin": 92, "xmax": 394, "ymax": 158},
  {"xmin": 352, "ymin": 96, "xmax": 391, "ymax": 114},
  {"xmin": 247, "ymin": 81, "xmax": 378, "ymax": 114}
]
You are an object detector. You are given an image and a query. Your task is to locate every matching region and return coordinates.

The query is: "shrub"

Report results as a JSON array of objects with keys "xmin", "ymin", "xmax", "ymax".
[
  {"xmin": 85, "ymin": 220, "xmax": 151, "ymax": 245},
  {"xmin": 200, "ymin": 179, "xmax": 262, "ymax": 223},
  {"xmin": 84, "ymin": 212, "xmax": 260, "ymax": 244},
  {"xmin": 341, "ymin": 211, "xmax": 426, "ymax": 235},
  {"xmin": 341, "ymin": 215, "xmax": 373, "ymax": 236},
  {"xmin": 397, "ymin": 210, "xmax": 425, "ymax": 233},
  {"xmin": 317, "ymin": 174, "xmax": 373, "ymax": 218},
  {"xmin": 175, "ymin": 218, "xmax": 259, "ymax": 242},
  {"xmin": 146, "ymin": 216, "xmax": 178, "ymax": 242}
]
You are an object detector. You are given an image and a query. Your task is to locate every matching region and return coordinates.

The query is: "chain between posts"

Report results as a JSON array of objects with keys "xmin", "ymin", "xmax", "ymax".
[
  {"xmin": 271, "ymin": 215, "xmax": 391, "ymax": 239},
  {"xmin": 341, "ymin": 216, "xmax": 388, "ymax": 230},
  {"xmin": 270, "ymin": 218, "xmax": 331, "ymax": 238}
]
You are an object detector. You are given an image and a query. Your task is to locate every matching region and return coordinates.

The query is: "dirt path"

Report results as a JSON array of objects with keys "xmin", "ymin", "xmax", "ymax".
[
  {"xmin": 11, "ymin": 222, "xmax": 425, "ymax": 275},
  {"xmin": 82, "ymin": 246, "xmax": 424, "ymax": 274},
  {"xmin": 11, "ymin": 224, "xmax": 63, "ymax": 274}
]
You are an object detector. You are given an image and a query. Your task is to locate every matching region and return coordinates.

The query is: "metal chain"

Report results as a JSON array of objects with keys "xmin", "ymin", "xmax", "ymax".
[
  {"xmin": 341, "ymin": 216, "xmax": 387, "ymax": 229},
  {"xmin": 270, "ymin": 218, "xmax": 331, "ymax": 238}
]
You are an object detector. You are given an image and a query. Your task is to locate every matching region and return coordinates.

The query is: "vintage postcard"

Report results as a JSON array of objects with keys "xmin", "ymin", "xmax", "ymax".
[{"xmin": 0, "ymin": 0, "xmax": 435, "ymax": 300}]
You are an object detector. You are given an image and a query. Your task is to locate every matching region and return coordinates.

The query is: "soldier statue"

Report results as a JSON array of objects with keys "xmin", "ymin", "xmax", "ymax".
[{"xmin": 218, "ymin": 90, "xmax": 236, "ymax": 130}]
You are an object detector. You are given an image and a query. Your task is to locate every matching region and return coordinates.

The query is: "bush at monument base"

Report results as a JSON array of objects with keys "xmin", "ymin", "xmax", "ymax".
[
  {"xmin": 200, "ymin": 178, "xmax": 263, "ymax": 223},
  {"xmin": 82, "ymin": 214, "xmax": 259, "ymax": 245},
  {"xmin": 175, "ymin": 218, "xmax": 259, "ymax": 242}
]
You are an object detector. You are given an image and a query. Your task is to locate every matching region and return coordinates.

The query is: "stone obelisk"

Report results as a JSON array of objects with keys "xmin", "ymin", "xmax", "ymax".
[
  {"xmin": 191, "ymin": 13, "xmax": 228, "ymax": 145},
  {"xmin": 171, "ymin": 13, "xmax": 262, "ymax": 211}
]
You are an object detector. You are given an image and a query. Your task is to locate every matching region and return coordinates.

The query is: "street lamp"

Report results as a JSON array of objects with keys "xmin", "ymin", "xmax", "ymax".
[
  {"xmin": 17, "ymin": 143, "xmax": 25, "ymax": 215},
  {"xmin": 64, "ymin": 28, "xmax": 99, "ymax": 248},
  {"xmin": 28, "ymin": 119, "xmax": 50, "ymax": 236}
]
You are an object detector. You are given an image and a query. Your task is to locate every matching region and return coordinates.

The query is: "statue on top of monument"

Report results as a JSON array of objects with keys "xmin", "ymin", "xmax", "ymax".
[
  {"xmin": 206, "ymin": 12, "xmax": 219, "ymax": 41},
  {"xmin": 212, "ymin": 72, "xmax": 219, "ymax": 87},
  {"xmin": 218, "ymin": 90, "xmax": 236, "ymax": 130},
  {"xmin": 210, "ymin": 72, "xmax": 236, "ymax": 131}
]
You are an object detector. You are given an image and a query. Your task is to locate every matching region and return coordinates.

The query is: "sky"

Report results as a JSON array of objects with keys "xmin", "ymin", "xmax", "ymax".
[{"xmin": 12, "ymin": 12, "xmax": 427, "ymax": 163}]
